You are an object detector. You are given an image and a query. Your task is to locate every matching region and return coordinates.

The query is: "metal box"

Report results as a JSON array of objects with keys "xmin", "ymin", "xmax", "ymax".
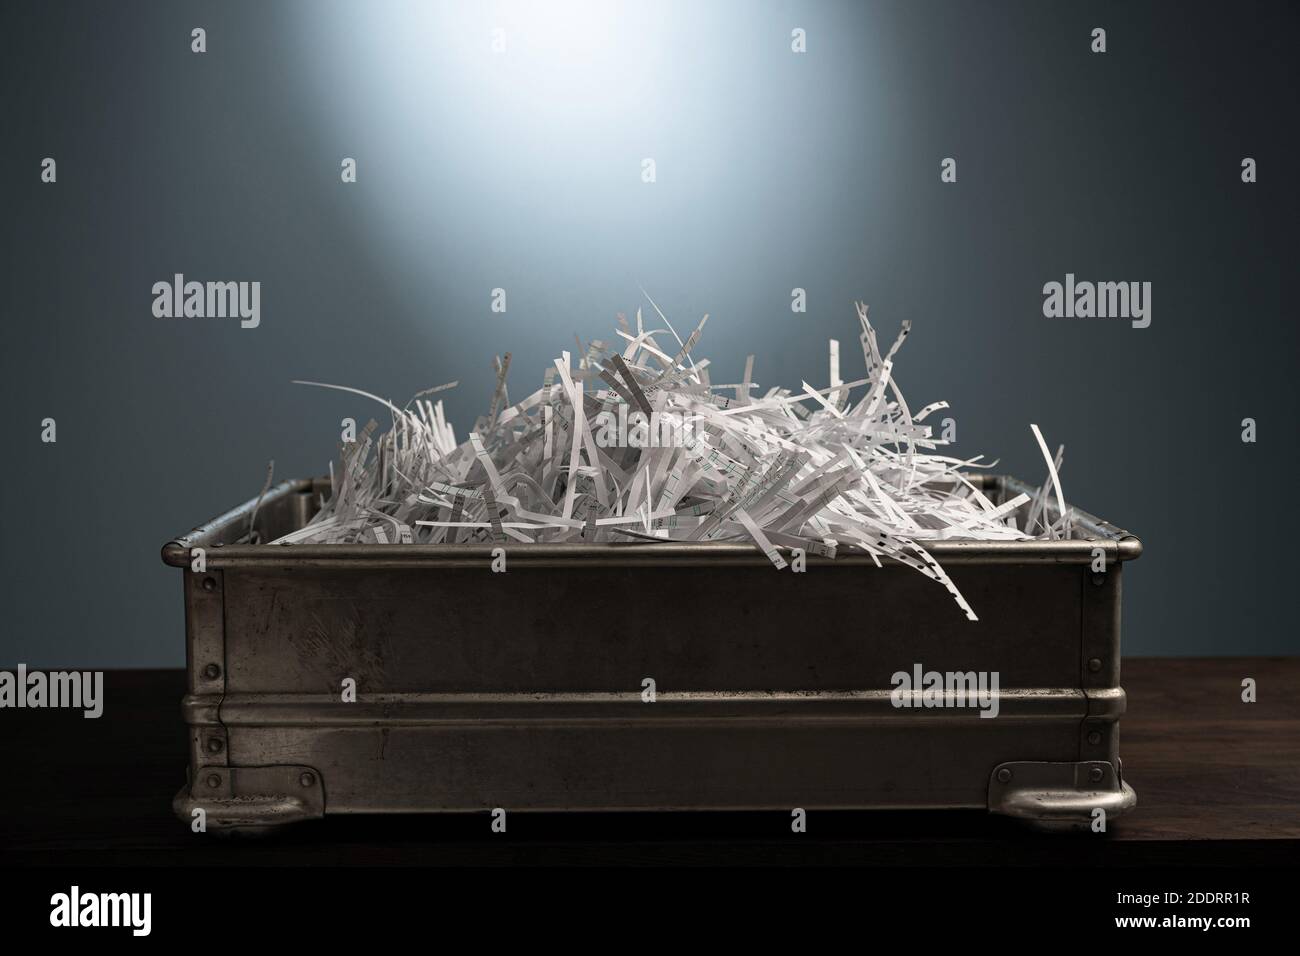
[{"xmin": 162, "ymin": 473, "xmax": 1140, "ymax": 832}]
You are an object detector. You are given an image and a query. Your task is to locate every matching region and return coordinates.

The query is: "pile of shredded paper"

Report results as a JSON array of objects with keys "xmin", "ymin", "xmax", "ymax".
[{"xmin": 277, "ymin": 301, "xmax": 1073, "ymax": 620}]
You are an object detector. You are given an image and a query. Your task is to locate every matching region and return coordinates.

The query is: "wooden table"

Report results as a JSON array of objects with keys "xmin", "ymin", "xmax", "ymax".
[{"xmin": 2, "ymin": 658, "xmax": 1296, "ymax": 865}]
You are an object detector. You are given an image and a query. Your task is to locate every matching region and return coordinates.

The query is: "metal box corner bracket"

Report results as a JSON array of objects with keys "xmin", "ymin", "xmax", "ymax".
[{"xmin": 164, "ymin": 474, "xmax": 1140, "ymax": 833}]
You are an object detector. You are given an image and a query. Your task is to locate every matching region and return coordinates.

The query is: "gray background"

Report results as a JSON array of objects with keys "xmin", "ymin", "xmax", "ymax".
[{"xmin": 2, "ymin": 0, "xmax": 1296, "ymax": 666}]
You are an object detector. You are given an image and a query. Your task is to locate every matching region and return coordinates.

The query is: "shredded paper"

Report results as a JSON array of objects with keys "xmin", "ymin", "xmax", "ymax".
[{"xmin": 277, "ymin": 301, "xmax": 1075, "ymax": 620}]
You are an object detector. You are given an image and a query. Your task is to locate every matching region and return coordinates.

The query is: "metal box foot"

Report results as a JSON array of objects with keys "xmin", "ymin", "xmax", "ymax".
[
  {"xmin": 988, "ymin": 760, "xmax": 1136, "ymax": 831},
  {"xmin": 174, "ymin": 765, "xmax": 324, "ymax": 834}
]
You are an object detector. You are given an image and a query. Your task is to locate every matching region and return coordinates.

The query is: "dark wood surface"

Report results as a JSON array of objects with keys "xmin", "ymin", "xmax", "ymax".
[{"xmin": 1, "ymin": 658, "xmax": 1296, "ymax": 866}]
